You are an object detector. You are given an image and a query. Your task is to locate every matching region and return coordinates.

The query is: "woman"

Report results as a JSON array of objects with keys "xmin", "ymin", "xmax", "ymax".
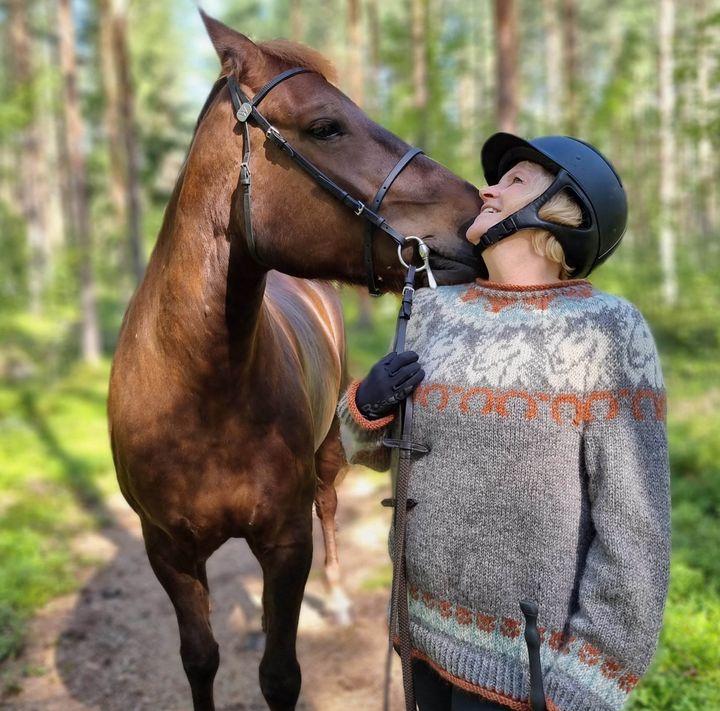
[{"xmin": 338, "ymin": 133, "xmax": 670, "ymax": 711}]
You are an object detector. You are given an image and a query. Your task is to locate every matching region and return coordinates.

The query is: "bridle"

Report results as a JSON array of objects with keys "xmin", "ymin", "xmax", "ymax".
[{"xmin": 226, "ymin": 67, "xmax": 436, "ymax": 294}]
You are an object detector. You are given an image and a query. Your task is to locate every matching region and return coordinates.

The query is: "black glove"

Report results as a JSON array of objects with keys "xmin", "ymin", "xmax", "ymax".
[{"xmin": 355, "ymin": 351, "xmax": 425, "ymax": 420}]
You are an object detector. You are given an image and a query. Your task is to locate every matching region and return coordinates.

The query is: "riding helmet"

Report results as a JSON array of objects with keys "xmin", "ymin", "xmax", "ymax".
[{"xmin": 476, "ymin": 132, "xmax": 628, "ymax": 278}]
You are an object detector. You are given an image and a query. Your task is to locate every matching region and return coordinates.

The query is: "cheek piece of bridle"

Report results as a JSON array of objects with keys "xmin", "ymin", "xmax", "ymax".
[
  {"xmin": 227, "ymin": 67, "xmax": 436, "ymax": 711},
  {"xmin": 226, "ymin": 67, "xmax": 437, "ymax": 295}
]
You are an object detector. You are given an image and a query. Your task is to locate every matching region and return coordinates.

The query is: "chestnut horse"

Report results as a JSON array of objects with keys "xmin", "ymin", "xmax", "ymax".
[{"xmin": 107, "ymin": 12, "xmax": 481, "ymax": 711}]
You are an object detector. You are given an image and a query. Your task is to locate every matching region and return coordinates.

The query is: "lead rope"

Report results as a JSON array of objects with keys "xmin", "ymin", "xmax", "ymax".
[{"xmin": 382, "ymin": 240, "xmax": 434, "ymax": 711}]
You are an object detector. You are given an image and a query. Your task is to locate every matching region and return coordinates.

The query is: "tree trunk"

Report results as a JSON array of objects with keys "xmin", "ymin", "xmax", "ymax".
[
  {"xmin": 346, "ymin": 0, "xmax": 364, "ymax": 106},
  {"xmin": 455, "ymin": 3, "xmax": 480, "ymax": 167},
  {"xmin": 367, "ymin": 0, "xmax": 380, "ymax": 114},
  {"xmin": 658, "ymin": 0, "xmax": 678, "ymax": 305},
  {"xmin": 695, "ymin": 0, "xmax": 716, "ymax": 239},
  {"xmin": 494, "ymin": 0, "xmax": 519, "ymax": 134},
  {"xmin": 289, "ymin": 0, "xmax": 303, "ymax": 42},
  {"xmin": 543, "ymin": 0, "xmax": 563, "ymax": 131},
  {"xmin": 58, "ymin": 0, "xmax": 102, "ymax": 362},
  {"xmin": 98, "ymin": 0, "xmax": 126, "ymax": 230},
  {"xmin": 411, "ymin": 0, "xmax": 430, "ymax": 147},
  {"xmin": 8, "ymin": 0, "xmax": 49, "ymax": 314},
  {"xmin": 112, "ymin": 0, "xmax": 145, "ymax": 284},
  {"xmin": 562, "ymin": 0, "xmax": 579, "ymax": 135}
]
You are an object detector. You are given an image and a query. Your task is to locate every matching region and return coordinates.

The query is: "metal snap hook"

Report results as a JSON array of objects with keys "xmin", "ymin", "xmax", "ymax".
[{"xmin": 397, "ymin": 236, "xmax": 437, "ymax": 289}]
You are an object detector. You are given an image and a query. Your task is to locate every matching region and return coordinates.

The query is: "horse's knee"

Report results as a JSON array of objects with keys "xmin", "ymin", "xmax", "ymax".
[
  {"xmin": 259, "ymin": 656, "xmax": 301, "ymax": 711},
  {"xmin": 181, "ymin": 639, "xmax": 220, "ymax": 686}
]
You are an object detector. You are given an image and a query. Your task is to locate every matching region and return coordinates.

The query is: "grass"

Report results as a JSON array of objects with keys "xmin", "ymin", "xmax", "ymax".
[
  {"xmin": 0, "ymin": 309, "xmax": 116, "ymax": 670},
  {"xmin": 0, "ymin": 273, "xmax": 719, "ymax": 706}
]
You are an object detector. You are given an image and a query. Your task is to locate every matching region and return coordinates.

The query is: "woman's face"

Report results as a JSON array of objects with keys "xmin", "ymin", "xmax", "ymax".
[{"xmin": 465, "ymin": 160, "xmax": 550, "ymax": 245}]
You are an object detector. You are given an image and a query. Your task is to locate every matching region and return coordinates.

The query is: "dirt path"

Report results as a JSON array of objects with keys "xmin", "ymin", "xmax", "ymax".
[{"xmin": 3, "ymin": 469, "xmax": 404, "ymax": 711}]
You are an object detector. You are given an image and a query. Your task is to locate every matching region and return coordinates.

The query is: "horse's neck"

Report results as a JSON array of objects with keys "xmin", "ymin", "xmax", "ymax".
[{"xmin": 143, "ymin": 164, "xmax": 268, "ymax": 375}]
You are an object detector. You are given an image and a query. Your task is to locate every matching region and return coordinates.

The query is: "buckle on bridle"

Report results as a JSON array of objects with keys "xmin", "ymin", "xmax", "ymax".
[
  {"xmin": 266, "ymin": 125, "xmax": 284, "ymax": 143},
  {"xmin": 354, "ymin": 201, "xmax": 365, "ymax": 216}
]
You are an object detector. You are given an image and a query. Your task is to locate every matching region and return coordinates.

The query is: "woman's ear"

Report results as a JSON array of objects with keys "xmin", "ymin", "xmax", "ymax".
[{"xmin": 199, "ymin": 9, "xmax": 264, "ymax": 79}]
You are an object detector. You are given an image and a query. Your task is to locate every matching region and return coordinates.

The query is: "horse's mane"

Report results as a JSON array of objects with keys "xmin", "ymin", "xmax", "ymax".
[
  {"xmin": 193, "ymin": 78, "xmax": 227, "ymax": 136},
  {"xmin": 258, "ymin": 39, "xmax": 338, "ymax": 84}
]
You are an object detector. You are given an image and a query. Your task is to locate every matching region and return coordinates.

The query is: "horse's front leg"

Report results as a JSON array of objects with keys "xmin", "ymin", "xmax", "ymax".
[
  {"xmin": 249, "ymin": 505, "xmax": 313, "ymax": 711},
  {"xmin": 141, "ymin": 518, "xmax": 219, "ymax": 711}
]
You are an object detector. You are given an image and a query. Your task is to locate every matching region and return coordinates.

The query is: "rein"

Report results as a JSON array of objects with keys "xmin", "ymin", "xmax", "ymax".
[
  {"xmin": 381, "ymin": 254, "xmax": 429, "ymax": 711},
  {"xmin": 226, "ymin": 67, "xmax": 431, "ymax": 710},
  {"xmin": 226, "ymin": 68, "xmax": 434, "ymax": 295}
]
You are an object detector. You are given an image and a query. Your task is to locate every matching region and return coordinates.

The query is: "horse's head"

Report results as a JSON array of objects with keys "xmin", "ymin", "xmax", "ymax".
[{"xmin": 199, "ymin": 12, "xmax": 482, "ymax": 291}]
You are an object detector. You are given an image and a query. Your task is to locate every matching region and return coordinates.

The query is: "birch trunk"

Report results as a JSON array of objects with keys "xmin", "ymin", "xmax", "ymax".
[
  {"xmin": 695, "ymin": 0, "xmax": 717, "ymax": 237},
  {"xmin": 658, "ymin": 0, "xmax": 678, "ymax": 305}
]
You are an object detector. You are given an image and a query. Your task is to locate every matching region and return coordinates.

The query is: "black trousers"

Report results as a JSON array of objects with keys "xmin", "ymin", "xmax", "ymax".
[{"xmin": 412, "ymin": 659, "xmax": 508, "ymax": 711}]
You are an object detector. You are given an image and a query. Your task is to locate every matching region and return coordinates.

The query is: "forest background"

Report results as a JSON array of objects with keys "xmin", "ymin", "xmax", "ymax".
[{"xmin": 0, "ymin": 0, "xmax": 718, "ymax": 708}]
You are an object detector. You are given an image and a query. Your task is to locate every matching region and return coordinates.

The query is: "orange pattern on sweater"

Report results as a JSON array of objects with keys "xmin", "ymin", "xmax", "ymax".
[
  {"xmin": 460, "ymin": 281, "xmax": 594, "ymax": 312},
  {"xmin": 409, "ymin": 585, "xmax": 637, "ymax": 698},
  {"xmin": 414, "ymin": 383, "xmax": 666, "ymax": 425}
]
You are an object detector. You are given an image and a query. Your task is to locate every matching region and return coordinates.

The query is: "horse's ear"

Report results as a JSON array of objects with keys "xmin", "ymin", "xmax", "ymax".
[{"xmin": 199, "ymin": 9, "xmax": 262, "ymax": 78}]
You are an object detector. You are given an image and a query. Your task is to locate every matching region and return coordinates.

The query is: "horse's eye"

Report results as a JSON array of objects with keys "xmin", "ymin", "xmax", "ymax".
[{"xmin": 308, "ymin": 121, "xmax": 343, "ymax": 140}]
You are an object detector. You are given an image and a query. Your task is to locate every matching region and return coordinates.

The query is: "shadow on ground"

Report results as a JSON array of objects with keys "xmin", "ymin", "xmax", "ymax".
[{"xmin": 5, "ymin": 471, "xmax": 402, "ymax": 711}]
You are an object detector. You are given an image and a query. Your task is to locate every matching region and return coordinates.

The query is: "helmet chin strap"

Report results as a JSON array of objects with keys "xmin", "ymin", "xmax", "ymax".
[{"xmin": 472, "ymin": 170, "xmax": 596, "ymax": 278}]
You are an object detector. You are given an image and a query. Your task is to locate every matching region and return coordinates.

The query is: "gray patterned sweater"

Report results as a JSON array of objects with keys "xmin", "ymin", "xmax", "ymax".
[{"xmin": 338, "ymin": 280, "xmax": 670, "ymax": 711}]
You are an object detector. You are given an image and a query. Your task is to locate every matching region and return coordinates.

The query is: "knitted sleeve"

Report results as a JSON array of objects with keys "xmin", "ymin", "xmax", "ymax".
[
  {"xmin": 336, "ymin": 380, "xmax": 393, "ymax": 472},
  {"xmin": 544, "ymin": 303, "xmax": 671, "ymax": 711}
]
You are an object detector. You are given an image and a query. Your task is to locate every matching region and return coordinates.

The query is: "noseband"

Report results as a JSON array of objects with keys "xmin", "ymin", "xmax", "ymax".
[{"xmin": 226, "ymin": 68, "xmax": 433, "ymax": 294}]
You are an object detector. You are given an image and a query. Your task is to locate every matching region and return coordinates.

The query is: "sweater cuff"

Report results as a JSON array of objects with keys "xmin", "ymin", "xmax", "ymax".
[{"xmin": 345, "ymin": 380, "xmax": 396, "ymax": 431}]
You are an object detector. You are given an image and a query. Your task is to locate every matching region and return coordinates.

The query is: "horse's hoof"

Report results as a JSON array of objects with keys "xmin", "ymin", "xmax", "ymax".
[{"xmin": 326, "ymin": 591, "xmax": 353, "ymax": 627}]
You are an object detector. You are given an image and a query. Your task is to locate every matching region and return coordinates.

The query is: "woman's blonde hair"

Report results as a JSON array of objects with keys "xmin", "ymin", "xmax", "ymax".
[{"xmin": 523, "ymin": 164, "xmax": 583, "ymax": 280}]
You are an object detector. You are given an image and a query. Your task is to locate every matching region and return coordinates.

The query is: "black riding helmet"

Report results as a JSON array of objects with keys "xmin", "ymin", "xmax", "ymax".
[{"xmin": 475, "ymin": 132, "xmax": 628, "ymax": 278}]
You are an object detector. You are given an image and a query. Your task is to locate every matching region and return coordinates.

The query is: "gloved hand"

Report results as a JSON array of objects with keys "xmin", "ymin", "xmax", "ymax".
[{"xmin": 355, "ymin": 351, "xmax": 425, "ymax": 420}]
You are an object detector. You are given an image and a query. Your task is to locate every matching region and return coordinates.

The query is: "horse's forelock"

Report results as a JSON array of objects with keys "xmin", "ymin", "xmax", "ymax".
[{"xmin": 258, "ymin": 39, "xmax": 338, "ymax": 85}]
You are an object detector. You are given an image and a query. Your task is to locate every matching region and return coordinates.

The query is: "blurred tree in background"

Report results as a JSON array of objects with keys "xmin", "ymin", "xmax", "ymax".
[
  {"xmin": 1, "ymin": 0, "xmax": 718, "ymax": 340},
  {"xmin": 0, "ymin": 1, "xmax": 719, "ymax": 707}
]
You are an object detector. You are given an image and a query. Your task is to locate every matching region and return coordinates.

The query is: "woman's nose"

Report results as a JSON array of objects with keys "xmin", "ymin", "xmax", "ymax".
[{"xmin": 480, "ymin": 184, "xmax": 499, "ymax": 199}]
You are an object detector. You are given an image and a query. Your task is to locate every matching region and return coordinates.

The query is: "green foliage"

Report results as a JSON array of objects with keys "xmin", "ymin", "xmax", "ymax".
[
  {"xmin": 0, "ymin": 361, "xmax": 115, "ymax": 662},
  {"xmin": 340, "ymin": 287, "xmax": 398, "ymax": 378},
  {"xmin": 0, "ymin": 204, "xmax": 28, "ymax": 310},
  {"xmin": 628, "ymin": 563, "xmax": 720, "ymax": 710}
]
